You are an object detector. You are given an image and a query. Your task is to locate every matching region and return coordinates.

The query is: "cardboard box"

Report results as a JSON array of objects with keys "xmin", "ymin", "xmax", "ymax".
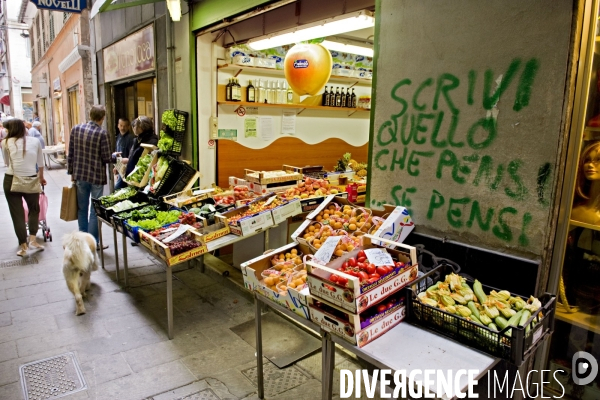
[
  {"xmin": 248, "ymin": 180, "xmax": 300, "ymax": 195},
  {"xmin": 217, "ymin": 206, "xmax": 275, "ymax": 236},
  {"xmin": 229, "ymin": 176, "xmax": 249, "ymax": 187},
  {"xmin": 232, "ymin": 54, "xmax": 254, "ymax": 66},
  {"xmin": 162, "ymin": 188, "xmax": 214, "ymax": 208},
  {"xmin": 138, "ymin": 229, "xmax": 208, "ymax": 267},
  {"xmin": 306, "ymin": 235, "xmax": 418, "ymax": 313},
  {"xmin": 244, "ymin": 167, "xmax": 303, "ymax": 185},
  {"xmin": 241, "ymin": 242, "xmax": 313, "ymax": 319},
  {"xmin": 271, "ymin": 199, "xmax": 302, "ymax": 224},
  {"xmin": 297, "ymin": 192, "xmax": 348, "ymax": 213},
  {"xmin": 310, "ymin": 296, "xmax": 406, "ymax": 347},
  {"xmin": 372, "ymin": 206, "xmax": 415, "ymax": 247}
]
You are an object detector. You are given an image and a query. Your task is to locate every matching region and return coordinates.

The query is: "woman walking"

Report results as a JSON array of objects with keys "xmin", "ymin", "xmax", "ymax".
[{"xmin": 2, "ymin": 119, "xmax": 46, "ymax": 256}]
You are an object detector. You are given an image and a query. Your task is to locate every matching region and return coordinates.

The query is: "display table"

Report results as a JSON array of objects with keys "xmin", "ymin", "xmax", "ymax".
[
  {"xmin": 254, "ymin": 293, "xmax": 500, "ymax": 400},
  {"xmin": 42, "ymin": 144, "xmax": 66, "ymax": 169},
  {"xmin": 97, "ymin": 216, "xmax": 121, "ymax": 283}
]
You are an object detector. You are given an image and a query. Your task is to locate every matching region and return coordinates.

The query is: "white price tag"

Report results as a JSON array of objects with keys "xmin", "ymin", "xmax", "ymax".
[
  {"xmin": 364, "ymin": 248, "xmax": 394, "ymax": 266},
  {"xmin": 314, "ymin": 236, "xmax": 343, "ymax": 263},
  {"xmin": 264, "ymin": 196, "xmax": 277, "ymax": 206},
  {"xmin": 162, "ymin": 224, "xmax": 193, "ymax": 243}
]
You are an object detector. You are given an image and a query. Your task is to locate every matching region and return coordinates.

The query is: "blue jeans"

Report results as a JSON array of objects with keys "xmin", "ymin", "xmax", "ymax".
[
  {"xmin": 114, "ymin": 175, "xmax": 127, "ymax": 190},
  {"xmin": 75, "ymin": 181, "xmax": 104, "ymax": 244}
]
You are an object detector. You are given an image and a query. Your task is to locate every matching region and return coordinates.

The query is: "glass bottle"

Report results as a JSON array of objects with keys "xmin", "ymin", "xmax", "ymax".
[
  {"xmin": 265, "ymin": 81, "xmax": 272, "ymax": 104},
  {"xmin": 247, "ymin": 80, "xmax": 255, "ymax": 103},
  {"xmin": 235, "ymin": 78, "xmax": 242, "ymax": 101},
  {"xmin": 341, "ymin": 88, "xmax": 347, "ymax": 107},
  {"xmin": 226, "ymin": 78, "xmax": 232, "ymax": 101},
  {"xmin": 256, "ymin": 79, "xmax": 263, "ymax": 104},
  {"xmin": 286, "ymin": 82, "xmax": 293, "ymax": 104},
  {"xmin": 277, "ymin": 81, "xmax": 285, "ymax": 104},
  {"xmin": 335, "ymin": 87, "xmax": 341, "ymax": 107},
  {"xmin": 322, "ymin": 86, "xmax": 330, "ymax": 106},
  {"xmin": 351, "ymin": 88, "xmax": 357, "ymax": 108}
]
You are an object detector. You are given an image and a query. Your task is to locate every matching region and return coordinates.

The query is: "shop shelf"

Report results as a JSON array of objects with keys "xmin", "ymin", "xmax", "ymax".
[
  {"xmin": 569, "ymin": 218, "xmax": 600, "ymax": 232},
  {"xmin": 218, "ymin": 64, "xmax": 373, "ymax": 86},
  {"xmin": 406, "ymin": 263, "xmax": 556, "ymax": 366},
  {"xmin": 217, "ymin": 101, "xmax": 370, "ymax": 115},
  {"xmin": 555, "ymin": 307, "xmax": 600, "ymax": 335}
]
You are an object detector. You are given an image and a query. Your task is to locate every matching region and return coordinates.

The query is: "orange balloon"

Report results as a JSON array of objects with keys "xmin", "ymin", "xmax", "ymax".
[{"xmin": 284, "ymin": 43, "xmax": 332, "ymax": 96}]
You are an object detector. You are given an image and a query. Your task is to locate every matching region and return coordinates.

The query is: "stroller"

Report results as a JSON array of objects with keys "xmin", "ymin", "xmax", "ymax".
[{"xmin": 22, "ymin": 185, "xmax": 52, "ymax": 242}]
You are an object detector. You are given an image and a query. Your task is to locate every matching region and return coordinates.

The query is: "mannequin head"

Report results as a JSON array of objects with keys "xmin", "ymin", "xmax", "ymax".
[{"xmin": 576, "ymin": 142, "xmax": 600, "ymax": 200}]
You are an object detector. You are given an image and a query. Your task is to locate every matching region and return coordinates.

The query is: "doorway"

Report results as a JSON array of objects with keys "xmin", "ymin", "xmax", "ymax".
[
  {"xmin": 53, "ymin": 96, "xmax": 63, "ymax": 144},
  {"xmin": 67, "ymin": 85, "xmax": 80, "ymax": 133},
  {"xmin": 112, "ymin": 78, "xmax": 156, "ymax": 133}
]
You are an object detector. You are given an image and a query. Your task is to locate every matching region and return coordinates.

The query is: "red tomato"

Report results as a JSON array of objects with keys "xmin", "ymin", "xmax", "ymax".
[
  {"xmin": 387, "ymin": 302, "xmax": 395, "ymax": 309},
  {"xmin": 336, "ymin": 276, "xmax": 348, "ymax": 286},
  {"xmin": 357, "ymin": 250, "xmax": 366, "ymax": 259},
  {"xmin": 395, "ymin": 261, "xmax": 405, "ymax": 268},
  {"xmin": 347, "ymin": 257, "xmax": 357, "ymax": 267},
  {"xmin": 366, "ymin": 264, "xmax": 376, "ymax": 274},
  {"xmin": 358, "ymin": 256, "xmax": 367, "ymax": 263},
  {"xmin": 346, "ymin": 269, "xmax": 359, "ymax": 277},
  {"xmin": 358, "ymin": 271, "xmax": 369, "ymax": 282},
  {"xmin": 376, "ymin": 266, "xmax": 389, "ymax": 276},
  {"xmin": 330, "ymin": 274, "xmax": 339, "ymax": 283},
  {"xmin": 377, "ymin": 304, "xmax": 387, "ymax": 313},
  {"xmin": 342, "ymin": 261, "xmax": 349, "ymax": 270},
  {"xmin": 369, "ymin": 273, "xmax": 380, "ymax": 280},
  {"xmin": 368, "ymin": 277, "xmax": 379, "ymax": 284},
  {"xmin": 357, "ymin": 262, "xmax": 366, "ymax": 271}
]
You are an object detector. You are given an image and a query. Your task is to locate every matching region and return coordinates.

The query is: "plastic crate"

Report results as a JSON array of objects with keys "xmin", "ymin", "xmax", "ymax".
[
  {"xmin": 153, "ymin": 160, "xmax": 199, "ymax": 198},
  {"xmin": 161, "ymin": 109, "xmax": 188, "ymax": 133},
  {"xmin": 160, "ymin": 128, "xmax": 185, "ymax": 157},
  {"xmin": 91, "ymin": 190, "xmax": 145, "ymax": 222},
  {"xmin": 111, "ymin": 204, "xmax": 157, "ymax": 234},
  {"xmin": 405, "ymin": 263, "xmax": 556, "ymax": 366}
]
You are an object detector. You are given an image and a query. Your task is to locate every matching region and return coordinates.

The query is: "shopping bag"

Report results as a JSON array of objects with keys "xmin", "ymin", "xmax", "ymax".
[
  {"xmin": 22, "ymin": 192, "xmax": 47, "ymax": 223},
  {"xmin": 60, "ymin": 184, "xmax": 78, "ymax": 221}
]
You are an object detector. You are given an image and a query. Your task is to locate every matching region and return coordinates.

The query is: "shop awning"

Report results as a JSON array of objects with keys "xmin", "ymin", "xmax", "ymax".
[
  {"xmin": 0, "ymin": 95, "xmax": 9, "ymax": 106},
  {"xmin": 90, "ymin": 0, "xmax": 164, "ymax": 19}
]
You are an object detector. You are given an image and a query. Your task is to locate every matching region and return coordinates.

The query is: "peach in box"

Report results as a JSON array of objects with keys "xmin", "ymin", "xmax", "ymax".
[{"xmin": 305, "ymin": 235, "xmax": 418, "ymax": 313}]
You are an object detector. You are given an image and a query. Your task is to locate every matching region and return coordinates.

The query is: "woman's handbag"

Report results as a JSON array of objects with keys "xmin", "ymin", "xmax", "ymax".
[
  {"xmin": 11, "ymin": 175, "xmax": 41, "ymax": 194},
  {"xmin": 7, "ymin": 137, "xmax": 41, "ymax": 194}
]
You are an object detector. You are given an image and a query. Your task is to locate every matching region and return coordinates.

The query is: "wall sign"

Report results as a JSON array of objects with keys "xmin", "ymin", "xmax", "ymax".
[
  {"xmin": 53, "ymin": 78, "xmax": 61, "ymax": 91},
  {"xmin": 30, "ymin": 0, "xmax": 86, "ymax": 13},
  {"xmin": 103, "ymin": 24, "xmax": 155, "ymax": 83}
]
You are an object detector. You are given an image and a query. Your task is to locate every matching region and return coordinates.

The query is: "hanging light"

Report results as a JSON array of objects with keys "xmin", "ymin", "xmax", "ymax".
[
  {"xmin": 321, "ymin": 40, "xmax": 373, "ymax": 57},
  {"xmin": 166, "ymin": 0, "xmax": 181, "ymax": 22},
  {"xmin": 247, "ymin": 10, "xmax": 374, "ymax": 51}
]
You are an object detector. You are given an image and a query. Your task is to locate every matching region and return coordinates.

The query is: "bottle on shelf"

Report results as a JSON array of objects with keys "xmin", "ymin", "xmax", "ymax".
[
  {"xmin": 341, "ymin": 87, "xmax": 347, "ymax": 107},
  {"xmin": 322, "ymin": 86, "xmax": 330, "ymax": 106},
  {"xmin": 286, "ymin": 82, "xmax": 293, "ymax": 104},
  {"xmin": 350, "ymin": 88, "xmax": 357, "ymax": 108},
  {"xmin": 345, "ymin": 88, "xmax": 352, "ymax": 108},
  {"xmin": 247, "ymin": 80, "xmax": 255, "ymax": 103},
  {"xmin": 335, "ymin": 87, "xmax": 341, "ymax": 107},
  {"xmin": 256, "ymin": 79, "xmax": 263, "ymax": 104},
  {"xmin": 265, "ymin": 81, "xmax": 272, "ymax": 104},
  {"xmin": 234, "ymin": 78, "xmax": 242, "ymax": 101},
  {"xmin": 226, "ymin": 78, "xmax": 232, "ymax": 101},
  {"xmin": 276, "ymin": 81, "xmax": 283, "ymax": 104}
]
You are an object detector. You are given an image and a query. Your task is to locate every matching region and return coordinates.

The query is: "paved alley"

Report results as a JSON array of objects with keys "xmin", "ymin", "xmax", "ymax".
[{"xmin": 0, "ymin": 164, "xmax": 372, "ymax": 400}]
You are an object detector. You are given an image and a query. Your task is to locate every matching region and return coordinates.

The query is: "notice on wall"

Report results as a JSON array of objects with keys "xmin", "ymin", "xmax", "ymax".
[
  {"xmin": 137, "ymin": 97, "xmax": 146, "ymax": 116},
  {"xmin": 245, "ymin": 118, "xmax": 257, "ymax": 138},
  {"xmin": 281, "ymin": 111, "xmax": 296, "ymax": 135},
  {"xmin": 217, "ymin": 129, "xmax": 237, "ymax": 141},
  {"xmin": 260, "ymin": 117, "xmax": 274, "ymax": 141}
]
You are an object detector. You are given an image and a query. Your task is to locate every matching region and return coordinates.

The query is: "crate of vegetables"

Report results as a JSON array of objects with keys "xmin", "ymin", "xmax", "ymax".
[
  {"xmin": 113, "ymin": 205, "xmax": 159, "ymax": 235},
  {"xmin": 152, "ymin": 159, "xmax": 200, "ymax": 198},
  {"xmin": 159, "ymin": 109, "xmax": 188, "ymax": 157},
  {"xmin": 305, "ymin": 235, "xmax": 418, "ymax": 314},
  {"xmin": 123, "ymin": 209, "xmax": 183, "ymax": 243},
  {"xmin": 309, "ymin": 291, "xmax": 406, "ymax": 347},
  {"xmin": 139, "ymin": 225, "xmax": 207, "ymax": 267},
  {"xmin": 241, "ymin": 242, "xmax": 313, "ymax": 319},
  {"xmin": 92, "ymin": 186, "xmax": 141, "ymax": 222},
  {"xmin": 124, "ymin": 144, "xmax": 158, "ymax": 187},
  {"xmin": 406, "ymin": 263, "xmax": 556, "ymax": 366}
]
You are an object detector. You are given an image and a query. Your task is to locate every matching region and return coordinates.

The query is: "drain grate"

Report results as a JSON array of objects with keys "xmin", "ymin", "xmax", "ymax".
[
  {"xmin": 0, "ymin": 257, "xmax": 38, "ymax": 269},
  {"xmin": 241, "ymin": 362, "xmax": 309, "ymax": 397},
  {"xmin": 179, "ymin": 388, "xmax": 220, "ymax": 400},
  {"xmin": 19, "ymin": 352, "xmax": 87, "ymax": 400}
]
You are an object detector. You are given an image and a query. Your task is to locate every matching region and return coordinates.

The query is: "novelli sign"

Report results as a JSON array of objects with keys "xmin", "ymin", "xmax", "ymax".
[{"xmin": 29, "ymin": 0, "xmax": 87, "ymax": 13}]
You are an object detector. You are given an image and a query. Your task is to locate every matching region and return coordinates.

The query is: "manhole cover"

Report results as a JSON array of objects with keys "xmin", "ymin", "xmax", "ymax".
[
  {"xmin": 179, "ymin": 388, "xmax": 220, "ymax": 400},
  {"xmin": 0, "ymin": 257, "xmax": 38, "ymax": 269},
  {"xmin": 241, "ymin": 362, "xmax": 309, "ymax": 397},
  {"xmin": 19, "ymin": 352, "xmax": 87, "ymax": 400}
]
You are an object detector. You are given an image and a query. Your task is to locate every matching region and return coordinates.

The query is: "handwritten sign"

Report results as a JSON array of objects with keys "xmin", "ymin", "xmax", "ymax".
[
  {"xmin": 264, "ymin": 196, "xmax": 277, "ymax": 207},
  {"xmin": 314, "ymin": 236, "xmax": 343, "ymax": 263},
  {"xmin": 162, "ymin": 225, "xmax": 193, "ymax": 243},
  {"xmin": 364, "ymin": 248, "xmax": 394, "ymax": 267}
]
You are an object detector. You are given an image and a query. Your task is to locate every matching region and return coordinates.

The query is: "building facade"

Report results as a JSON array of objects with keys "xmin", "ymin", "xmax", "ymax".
[
  {"xmin": 29, "ymin": 8, "xmax": 93, "ymax": 146},
  {"xmin": 0, "ymin": 0, "xmax": 36, "ymax": 120}
]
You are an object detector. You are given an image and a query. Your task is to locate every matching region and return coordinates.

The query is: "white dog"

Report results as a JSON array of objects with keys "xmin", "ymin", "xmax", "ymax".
[{"xmin": 62, "ymin": 232, "xmax": 98, "ymax": 315}]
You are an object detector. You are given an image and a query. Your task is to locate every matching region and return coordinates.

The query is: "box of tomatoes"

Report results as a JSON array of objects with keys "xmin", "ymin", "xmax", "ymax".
[
  {"xmin": 305, "ymin": 235, "xmax": 418, "ymax": 314},
  {"xmin": 309, "ymin": 291, "xmax": 406, "ymax": 347},
  {"xmin": 241, "ymin": 242, "xmax": 313, "ymax": 319}
]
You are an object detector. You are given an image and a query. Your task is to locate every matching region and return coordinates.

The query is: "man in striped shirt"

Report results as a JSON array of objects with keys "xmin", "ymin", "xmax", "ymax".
[{"xmin": 67, "ymin": 105, "xmax": 112, "ymax": 248}]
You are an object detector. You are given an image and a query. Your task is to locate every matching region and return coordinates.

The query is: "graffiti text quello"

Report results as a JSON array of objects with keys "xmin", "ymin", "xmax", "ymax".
[{"xmin": 372, "ymin": 58, "xmax": 552, "ymax": 246}]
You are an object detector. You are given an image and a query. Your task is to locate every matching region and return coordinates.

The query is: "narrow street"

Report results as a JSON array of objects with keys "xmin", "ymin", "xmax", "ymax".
[{"xmin": 0, "ymin": 164, "xmax": 364, "ymax": 400}]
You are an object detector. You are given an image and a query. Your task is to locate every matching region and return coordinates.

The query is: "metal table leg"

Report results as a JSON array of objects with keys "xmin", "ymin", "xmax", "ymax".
[
  {"xmin": 98, "ymin": 219, "xmax": 105, "ymax": 270},
  {"xmin": 121, "ymin": 231, "xmax": 128, "ymax": 289},
  {"xmin": 255, "ymin": 295, "xmax": 264, "ymax": 399},
  {"xmin": 166, "ymin": 264, "xmax": 173, "ymax": 340},
  {"xmin": 112, "ymin": 226, "xmax": 120, "ymax": 284},
  {"xmin": 197, "ymin": 254, "xmax": 205, "ymax": 273},
  {"xmin": 322, "ymin": 332, "xmax": 335, "ymax": 400}
]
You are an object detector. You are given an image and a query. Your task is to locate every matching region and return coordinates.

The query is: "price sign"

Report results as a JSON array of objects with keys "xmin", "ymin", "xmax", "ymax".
[
  {"xmin": 264, "ymin": 196, "xmax": 277, "ymax": 206},
  {"xmin": 364, "ymin": 248, "xmax": 394, "ymax": 266},
  {"xmin": 162, "ymin": 224, "xmax": 194, "ymax": 243},
  {"xmin": 314, "ymin": 236, "xmax": 343, "ymax": 263}
]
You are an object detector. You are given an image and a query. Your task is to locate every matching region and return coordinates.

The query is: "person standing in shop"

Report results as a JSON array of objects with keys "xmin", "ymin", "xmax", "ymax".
[
  {"xmin": 113, "ymin": 117, "xmax": 135, "ymax": 189},
  {"xmin": 120, "ymin": 116, "xmax": 158, "ymax": 176},
  {"xmin": 28, "ymin": 121, "xmax": 46, "ymax": 149},
  {"xmin": 67, "ymin": 105, "xmax": 111, "ymax": 249},
  {"xmin": 2, "ymin": 119, "xmax": 46, "ymax": 256}
]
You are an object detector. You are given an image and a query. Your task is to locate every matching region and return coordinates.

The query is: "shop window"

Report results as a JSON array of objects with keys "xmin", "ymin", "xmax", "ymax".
[
  {"xmin": 49, "ymin": 12, "xmax": 54, "ymax": 42},
  {"xmin": 67, "ymin": 85, "xmax": 79, "ymax": 129},
  {"xmin": 37, "ymin": 38, "xmax": 41, "ymax": 61}
]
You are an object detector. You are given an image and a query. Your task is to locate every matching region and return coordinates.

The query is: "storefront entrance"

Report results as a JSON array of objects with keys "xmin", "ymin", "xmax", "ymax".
[{"xmin": 112, "ymin": 78, "xmax": 156, "ymax": 132}]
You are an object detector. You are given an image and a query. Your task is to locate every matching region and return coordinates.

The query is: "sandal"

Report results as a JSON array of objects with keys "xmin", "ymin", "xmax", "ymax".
[{"xmin": 17, "ymin": 243, "xmax": 28, "ymax": 257}]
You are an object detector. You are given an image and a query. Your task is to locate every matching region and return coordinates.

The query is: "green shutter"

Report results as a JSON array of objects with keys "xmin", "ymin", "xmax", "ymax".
[{"xmin": 190, "ymin": 0, "xmax": 273, "ymax": 31}]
